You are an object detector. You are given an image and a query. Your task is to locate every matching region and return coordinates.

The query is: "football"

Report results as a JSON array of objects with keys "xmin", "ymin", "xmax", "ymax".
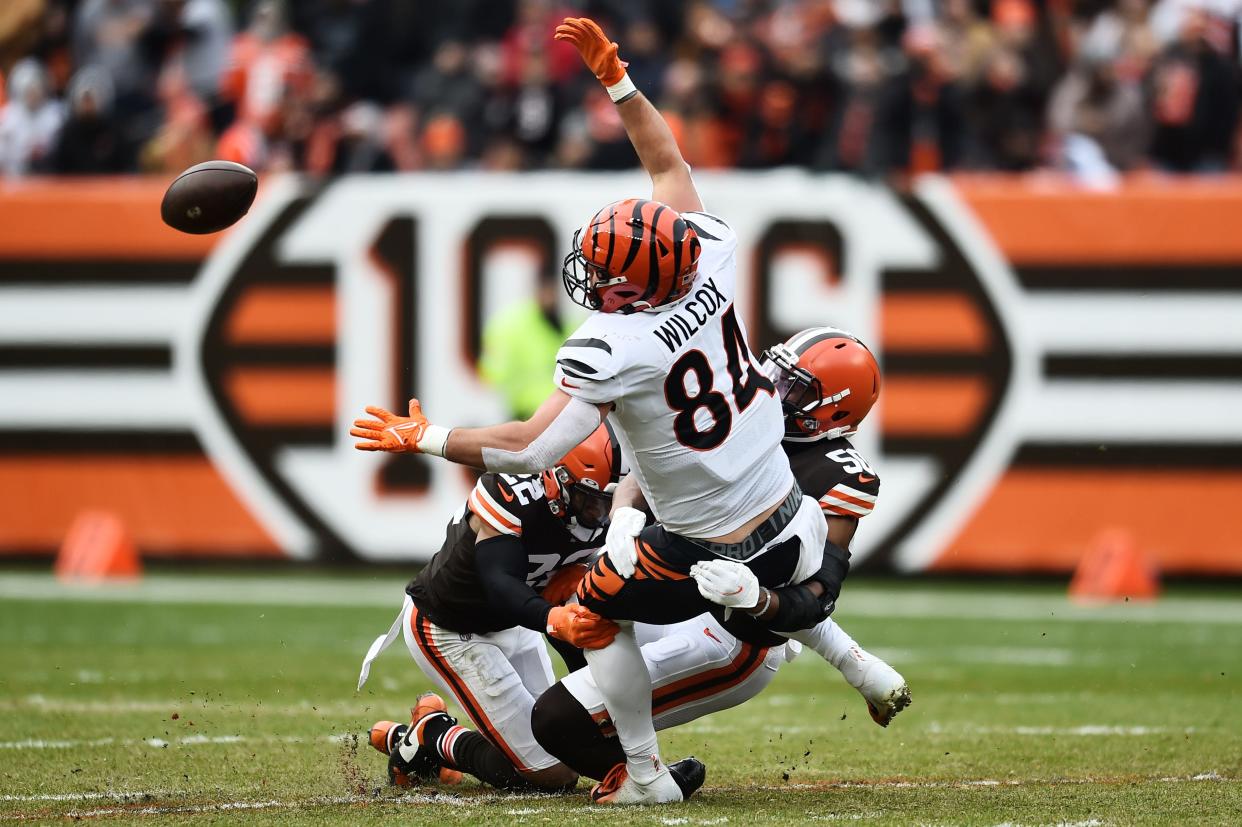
[{"xmin": 160, "ymin": 160, "xmax": 258, "ymax": 235}]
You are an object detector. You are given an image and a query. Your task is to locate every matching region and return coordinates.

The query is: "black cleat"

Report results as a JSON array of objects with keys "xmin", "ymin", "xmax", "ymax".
[{"xmin": 668, "ymin": 756, "xmax": 706, "ymax": 800}]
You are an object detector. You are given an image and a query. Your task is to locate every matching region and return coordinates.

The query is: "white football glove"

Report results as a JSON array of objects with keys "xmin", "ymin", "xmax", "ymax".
[
  {"xmin": 604, "ymin": 506, "xmax": 646, "ymax": 579},
  {"xmin": 690, "ymin": 559, "xmax": 761, "ymax": 610}
]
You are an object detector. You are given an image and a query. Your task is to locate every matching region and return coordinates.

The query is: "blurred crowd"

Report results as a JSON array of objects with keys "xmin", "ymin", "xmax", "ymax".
[{"xmin": 1, "ymin": 0, "xmax": 1241, "ymax": 181}]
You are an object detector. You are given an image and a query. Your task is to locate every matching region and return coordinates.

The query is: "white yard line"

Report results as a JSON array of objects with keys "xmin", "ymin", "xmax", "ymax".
[
  {"xmin": 0, "ymin": 733, "xmax": 351, "ymax": 750},
  {"xmin": 2, "ymin": 573, "xmax": 1240, "ymax": 625},
  {"xmin": 1, "ymin": 776, "xmax": 1232, "ymax": 820},
  {"xmin": 0, "ymin": 694, "xmax": 373, "ymax": 717},
  {"xmin": 923, "ymin": 721, "xmax": 1200, "ymax": 737}
]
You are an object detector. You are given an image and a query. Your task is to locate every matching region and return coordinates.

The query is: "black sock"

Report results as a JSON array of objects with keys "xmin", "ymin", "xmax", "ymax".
[
  {"xmin": 422, "ymin": 714, "xmax": 526, "ymax": 790},
  {"xmin": 530, "ymin": 682, "xmax": 625, "ymax": 781}
]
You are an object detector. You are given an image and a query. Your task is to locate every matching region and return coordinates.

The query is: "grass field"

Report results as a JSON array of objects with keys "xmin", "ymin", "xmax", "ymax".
[{"xmin": 1, "ymin": 571, "xmax": 1239, "ymax": 825}]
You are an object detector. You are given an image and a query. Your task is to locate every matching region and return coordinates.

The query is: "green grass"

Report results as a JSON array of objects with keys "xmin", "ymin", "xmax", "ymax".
[{"xmin": 1, "ymin": 572, "xmax": 1239, "ymax": 825}]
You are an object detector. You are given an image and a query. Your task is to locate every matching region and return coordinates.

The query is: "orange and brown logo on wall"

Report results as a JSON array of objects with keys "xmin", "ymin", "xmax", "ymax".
[{"xmin": 1, "ymin": 174, "xmax": 1240, "ymax": 573}]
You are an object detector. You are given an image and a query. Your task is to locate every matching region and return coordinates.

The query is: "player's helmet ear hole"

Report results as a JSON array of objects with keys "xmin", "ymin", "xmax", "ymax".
[{"xmin": 831, "ymin": 410, "xmax": 850, "ymax": 421}]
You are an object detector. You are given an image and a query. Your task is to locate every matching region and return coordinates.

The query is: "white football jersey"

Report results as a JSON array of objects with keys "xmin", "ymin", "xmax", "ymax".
[{"xmin": 553, "ymin": 211, "xmax": 794, "ymax": 538}]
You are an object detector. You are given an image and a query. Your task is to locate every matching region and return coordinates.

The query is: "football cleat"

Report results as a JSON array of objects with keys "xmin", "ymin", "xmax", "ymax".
[
  {"xmin": 590, "ymin": 759, "xmax": 685, "ymax": 805},
  {"xmin": 369, "ymin": 720, "xmax": 405, "ymax": 756},
  {"xmin": 374, "ymin": 692, "xmax": 463, "ymax": 786},
  {"xmin": 668, "ymin": 756, "xmax": 707, "ymax": 800},
  {"xmin": 838, "ymin": 646, "xmax": 912, "ymax": 727}
]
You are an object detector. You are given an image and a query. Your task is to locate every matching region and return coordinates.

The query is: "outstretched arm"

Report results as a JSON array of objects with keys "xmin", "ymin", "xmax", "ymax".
[
  {"xmin": 350, "ymin": 391, "xmax": 610, "ymax": 472},
  {"xmin": 555, "ymin": 17, "xmax": 703, "ymax": 214}
]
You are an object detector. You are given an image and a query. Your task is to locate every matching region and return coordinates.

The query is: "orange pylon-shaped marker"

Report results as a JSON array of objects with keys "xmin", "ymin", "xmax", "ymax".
[
  {"xmin": 55, "ymin": 510, "xmax": 142, "ymax": 583},
  {"xmin": 1069, "ymin": 528, "xmax": 1159, "ymax": 603}
]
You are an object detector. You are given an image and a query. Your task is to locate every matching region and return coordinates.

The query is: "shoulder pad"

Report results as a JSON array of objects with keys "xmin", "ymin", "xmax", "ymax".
[
  {"xmin": 789, "ymin": 438, "xmax": 880, "ymax": 518},
  {"xmin": 554, "ymin": 324, "xmax": 625, "ymax": 403},
  {"xmin": 469, "ymin": 474, "xmax": 546, "ymax": 536},
  {"xmin": 682, "ymin": 211, "xmax": 734, "ymax": 242}
]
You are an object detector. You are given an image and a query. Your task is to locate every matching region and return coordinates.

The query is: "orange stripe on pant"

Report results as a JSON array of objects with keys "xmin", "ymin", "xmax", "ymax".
[
  {"xmin": 651, "ymin": 642, "xmax": 766, "ymax": 717},
  {"xmin": 407, "ymin": 605, "xmax": 531, "ymax": 772},
  {"xmin": 592, "ymin": 641, "xmax": 770, "ymax": 736}
]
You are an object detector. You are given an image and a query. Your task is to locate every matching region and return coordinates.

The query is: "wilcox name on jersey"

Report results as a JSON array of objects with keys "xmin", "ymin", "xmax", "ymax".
[{"xmin": 651, "ymin": 277, "xmax": 728, "ymax": 354}]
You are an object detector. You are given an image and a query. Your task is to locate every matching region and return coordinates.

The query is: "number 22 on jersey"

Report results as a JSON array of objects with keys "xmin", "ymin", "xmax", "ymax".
[{"xmin": 664, "ymin": 305, "xmax": 774, "ymax": 450}]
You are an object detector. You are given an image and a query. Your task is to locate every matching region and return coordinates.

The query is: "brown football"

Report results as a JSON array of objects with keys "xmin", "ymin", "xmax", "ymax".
[{"xmin": 160, "ymin": 160, "xmax": 258, "ymax": 235}]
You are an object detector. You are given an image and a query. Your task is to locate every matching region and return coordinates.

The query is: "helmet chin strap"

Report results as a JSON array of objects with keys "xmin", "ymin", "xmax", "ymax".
[{"xmin": 781, "ymin": 425, "xmax": 855, "ymax": 443}]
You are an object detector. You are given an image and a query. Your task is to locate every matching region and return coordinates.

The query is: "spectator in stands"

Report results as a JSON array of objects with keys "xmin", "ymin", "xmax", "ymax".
[
  {"xmin": 0, "ymin": 58, "xmax": 64, "ymax": 175},
  {"xmin": 1048, "ymin": 47, "xmax": 1149, "ymax": 176},
  {"xmin": 816, "ymin": 9, "xmax": 913, "ymax": 175},
  {"xmin": 139, "ymin": 58, "xmax": 214, "ymax": 173},
  {"xmin": 139, "ymin": 0, "xmax": 232, "ymax": 106},
  {"xmin": 0, "ymin": 0, "xmax": 1238, "ymax": 178},
  {"xmin": 1148, "ymin": 4, "xmax": 1240, "ymax": 171},
  {"xmin": 50, "ymin": 64, "xmax": 131, "ymax": 172},
  {"xmin": 305, "ymin": 99, "xmax": 395, "ymax": 174},
  {"xmin": 216, "ymin": 0, "xmax": 313, "ymax": 171},
  {"xmin": 1, "ymin": 1, "xmax": 52, "ymax": 83},
  {"xmin": 73, "ymin": 0, "xmax": 158, "ymax": 122},
  {"xmin": 219, "ymin": 0, "xmax": 311, "ymax": 135},
  {"xmin": 409, "ymin": 40, "xmax": 485, "ymax": 150}
]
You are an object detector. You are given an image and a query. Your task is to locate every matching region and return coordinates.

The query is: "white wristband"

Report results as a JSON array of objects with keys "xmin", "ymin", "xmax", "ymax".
[
  {"xmin": 606, "ymin": 73, "xmax": 638, "ymax": 104},
  {"xmin": 416, "ymin": 424, "xmax": 451, "ymax": 457}
]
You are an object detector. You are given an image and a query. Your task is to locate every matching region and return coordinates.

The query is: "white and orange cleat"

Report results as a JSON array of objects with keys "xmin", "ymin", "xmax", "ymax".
[
  {"xmin": 838, "ymin": 646, "xmax": 911, "ymax": 727},
  {"xmin": 590, "ymin": 757, "xmax": 698, "ymax": 805}
]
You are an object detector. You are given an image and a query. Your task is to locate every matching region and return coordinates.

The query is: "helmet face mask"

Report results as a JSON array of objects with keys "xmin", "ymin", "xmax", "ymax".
[
  {"xmin": 764, "ymin": 330, "xmax": 880, "ymax": 442},
  {"xmin": 566, "ymin": 477, "xmax": 612, "ymax": 530},
  {"xmin": 562, "ymin": 232, "xmax": 648, "ymax": 313}
]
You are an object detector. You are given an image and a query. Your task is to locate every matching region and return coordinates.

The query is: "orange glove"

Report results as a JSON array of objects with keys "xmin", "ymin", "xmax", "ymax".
[
  {"xmin": 554, "ymin": 17, "xmax": 628, "ymax": 87},
  {"xmin": 350, "ymin": 398, "xmax": 444, "ymax": 454},
  {"xmin": 547, "ymin": 604, "xmax": 619, "ymax": 650}
]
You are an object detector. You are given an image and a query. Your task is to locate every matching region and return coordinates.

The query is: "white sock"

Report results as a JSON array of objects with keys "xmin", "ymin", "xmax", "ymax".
[
  {"xmin": 787, "ymin": 617, "xmax": 872, "ymax": 688},
  {"xmin": 583, "ymin": 623, "xmax": 663, "ymax": 783}
]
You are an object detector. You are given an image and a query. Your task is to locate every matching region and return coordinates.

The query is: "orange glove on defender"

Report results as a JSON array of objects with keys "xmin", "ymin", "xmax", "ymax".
[
  {"xmin": 554, "ymin": 17, "xmax": 636, "ymax": 102},
  {"xmin": 547, "ymin": 604, "xmax": 619, "ymax": 649},
  {"xmin": 350, "ymin": 398, "xmax": 451, "ymax": 456}
]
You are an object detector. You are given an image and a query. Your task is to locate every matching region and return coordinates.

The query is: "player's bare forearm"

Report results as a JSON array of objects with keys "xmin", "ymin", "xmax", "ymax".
[
  {"xmin": 442, "ymin": 391, "xmax": 611, "ymax": 472},
  {"xmin": 610, "ymin": 473, "xmax": 649, "ymax": 516},
  {"xmin": 616, "ymin": 92, "xmax": 703, "ymax": 213},
  {"xmin": 442, "ymin": 420, "xmax": 535, "ymax": 469}
]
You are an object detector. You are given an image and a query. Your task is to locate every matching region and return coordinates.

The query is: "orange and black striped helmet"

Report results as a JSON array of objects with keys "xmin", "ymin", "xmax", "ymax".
[
  {"xmin": 763, "ymin": 327, "xmax": 881, "ymax": 442},
  {"xmin": 562, "ymin": 198, "xmax": 701, "ymax": 313}
]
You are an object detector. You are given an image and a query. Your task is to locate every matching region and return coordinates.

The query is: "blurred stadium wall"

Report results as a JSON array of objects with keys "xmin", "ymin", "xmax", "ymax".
[{"xmin": 1, "ymin": 172, "xmax": 1240, "ymax": 574}]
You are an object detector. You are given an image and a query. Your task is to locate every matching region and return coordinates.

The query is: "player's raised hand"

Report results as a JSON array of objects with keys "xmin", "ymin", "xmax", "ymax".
[
  {"xmin": 547, "ymin": 604, "xmax": 619, "ymax": 649},
  {"xmin": 690, "ymin": 559, "xmax": 761, "ymax": 610},
  {"xmin": 554, "ymin": 17, "xmax": 627, "ymax": 86},
  {"xmin": 350, "ymin": 398, "xmax": 431, "ymax": 453},
  {"xmin": 604, "ymin": 506, "xmax": 646, "ymax": 579}
]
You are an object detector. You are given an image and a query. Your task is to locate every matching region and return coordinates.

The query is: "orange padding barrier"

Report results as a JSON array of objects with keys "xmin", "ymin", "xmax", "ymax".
[
  {"xmin": 0, "ymin": 178, "xmax": 219, "ymax": 259},
  {"xmin": 938, "ymin": 471, "xmax": 1242, "ymax": 575},
  {"xmin": 954, "ymin": 174, "xmax": 1242, "ymax": 264}
]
